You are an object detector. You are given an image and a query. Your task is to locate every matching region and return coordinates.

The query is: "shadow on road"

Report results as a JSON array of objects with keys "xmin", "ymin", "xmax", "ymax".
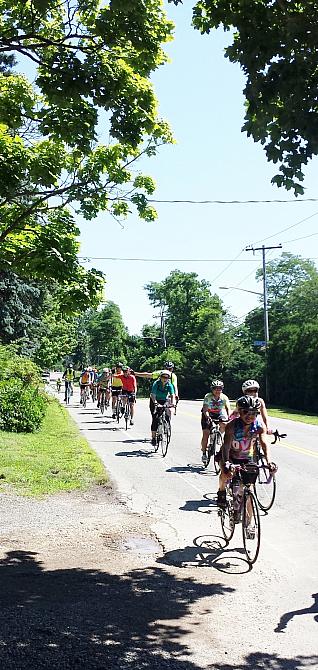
[
  {"xmin": 0, "ymin": 549, "xmax": 231, "ymax": 669},
  {"xmin": 179, "ymin": 493, "xmax": 218, "ymax": 514},
  {"xmin": 166, "ymin": 463, "xmax": 208, "ymax": 475},
  {"xmin": 157, "ymin": 535, "xmax": 254, "ymax": 575},
  {"xmin": 115, "ymin": 449, "xmax": 155, "ymax": 458},
  {"xmin": 275, "ymin": 592, "xmax": 318, "ymax": 633}
]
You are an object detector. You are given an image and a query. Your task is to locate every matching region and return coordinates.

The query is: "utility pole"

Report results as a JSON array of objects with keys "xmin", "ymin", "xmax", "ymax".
[
  {"xmin": 245, "ymin": 243, "xmax": 282, "ymax": 404},
  {"xmin": 160, "ymin": 304, "xmax": 167, "ymax": 350}
]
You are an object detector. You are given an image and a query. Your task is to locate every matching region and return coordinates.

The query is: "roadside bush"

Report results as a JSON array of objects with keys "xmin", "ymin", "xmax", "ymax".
[
  {"xmin": 0, "ymin": 344, "xmax": 41, "ymax": 385},
  {"xmin": 0, "ymin": 379, "xmax": 47, "ymax": 432}
]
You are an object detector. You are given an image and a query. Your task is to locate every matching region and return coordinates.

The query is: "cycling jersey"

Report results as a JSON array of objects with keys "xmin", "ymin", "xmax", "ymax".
[
  {"xmin": 203, "ymin": 392, "xmax": 229, "ymax": 414},
  {"xmin": 63, "ymin": 368, "xmax": 74, "ymax": 382},
  {"xmin": 112, "ymin": 376, "xmax": 123, "ymax": 389},
  {"xmin": 97, "ymin": 373, "xmax": 111, "ymax": 389},
  {"xmin": 151, "ymin": 379, "xmax": 174, "ymax": 403},
  {"xmin": 152, "ymin": 370, "xmax": 178, "ymax": 392},
  {"xmin": 115, "ymin": 374, "xmax": 136, "ymax": 394},
  {"xmin": 229, "ymin": 417, "xmax": 263, "ymax": 460},
  {"xmin": 80, "ymin": 371, "xmax": 90, "ymax": 385}
]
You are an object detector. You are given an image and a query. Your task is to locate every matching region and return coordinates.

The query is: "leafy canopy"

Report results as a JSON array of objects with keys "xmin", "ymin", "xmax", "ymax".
[
  {"xmin": 0, "ymin": 0, "xmax": 174, "ymax": 301},
  {"xmin": 173, "ymin": 0, "xmax": 318, "ymax": 194}
]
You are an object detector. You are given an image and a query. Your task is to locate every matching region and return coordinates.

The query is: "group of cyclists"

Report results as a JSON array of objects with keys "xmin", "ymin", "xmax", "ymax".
[{"xmin": 61, "ymin": 361, "xmax": 178, "ymax": 432}]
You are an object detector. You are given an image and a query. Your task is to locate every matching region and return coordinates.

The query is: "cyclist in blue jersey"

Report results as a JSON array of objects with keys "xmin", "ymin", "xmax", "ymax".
[{"xmin": 150, "ymin": 370, "xmax": 176, "ymax": 446}]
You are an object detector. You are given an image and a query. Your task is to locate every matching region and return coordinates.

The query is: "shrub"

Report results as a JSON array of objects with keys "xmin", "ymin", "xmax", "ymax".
[
  {"xmin": 0, "ymin": 344, "xmax": 41, "ymax": 386},
  {"xmin": 0, "ymin": 379, "xmax": 47, "ymax": 432}
]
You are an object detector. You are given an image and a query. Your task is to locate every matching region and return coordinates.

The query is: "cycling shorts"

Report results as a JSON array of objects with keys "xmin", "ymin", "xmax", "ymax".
[
  {"xmin": 111, "ymin": 387, "xmax": 122, "ymax": 396},
  {"xmin": 122, "ymin": 390, "xmax": 136, "ymax": 401},
  {"xmin": 201, "ymin": 410, "xmax": 227, "ymax": 430}
]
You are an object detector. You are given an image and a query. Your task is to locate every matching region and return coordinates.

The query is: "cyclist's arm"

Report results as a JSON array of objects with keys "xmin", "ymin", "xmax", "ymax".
[
  {"xmin": 260, "ymin": 398, "xmax": 269, "ymax": 432},
  {"xmin": 223, "ymin": 422, "xmax": 234, "ymax": 462},
  {"xmin": 224, "ymin": 397, "xmax": 231, "ymax": 419},
  {"xmin": 134, "ymin": 371, "xmax": 152, "ymax": 379},
  {"xmin": 202, "ymin": 399, "xmax": 210, "ymax": 420},
  {"xmin": 259, "ymin": 429, "xmax": 271, "ymax": 464}
]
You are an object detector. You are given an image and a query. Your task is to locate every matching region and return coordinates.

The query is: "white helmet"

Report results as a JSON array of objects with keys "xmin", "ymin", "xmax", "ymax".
[
  {"xmin": 242, "ymin": 379, "xmax": 260, "ymax": 393},
  {"xmin": 160, "ymin": 370, "xmax": 171, "ymax": 378},
  {"xmin": 103, "ymin": 367, "xmax": 109, "ymax": 373}
]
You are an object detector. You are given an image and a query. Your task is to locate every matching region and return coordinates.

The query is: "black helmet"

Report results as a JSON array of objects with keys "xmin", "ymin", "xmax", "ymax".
[
  {"xmin": 115, "ymin": 362, "xmax": 123, "ymax": 368},
  {"xmin": 211, "ymin": 379, "xmax": 224, "ymax": 389},
  {"xmin": 164, "ymin": 361, "xmax": 174, "ymax": 369},
  {"xmin": 236, "ymin": 395, "xmax": 261, "ymax": 411}
]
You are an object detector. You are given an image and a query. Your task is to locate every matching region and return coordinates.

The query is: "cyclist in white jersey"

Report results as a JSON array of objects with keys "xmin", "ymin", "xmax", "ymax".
[{"xmin": 201, "ymin": 380, "xmax": 230, "ymax": 465}]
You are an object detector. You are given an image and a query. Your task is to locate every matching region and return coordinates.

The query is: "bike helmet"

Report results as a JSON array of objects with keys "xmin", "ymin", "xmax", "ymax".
[
  {"xmin": 122, "ymin": 366, "xmax": 129, "ymax": 372},
  {"xmin": 210, "ymin": 379, "xmax": 224, "ymax": 389},
  {"xmin": 160, "ymin": 370, "xmax": 171, "ymax": 378},
  {"xmin": 242, "ymin": 379, "xmax": 260, "ymax": 393},
  {"xmin": 236, "ymin": 395, "xmax": 261, "ymax": 411},
  {"xmin": 103, "ymin": 368, "xmax": 109, "ymax": 373},
  {"xmin": 116, "ymin": 362, "xmax": 123, "ymax": 369},
  {"xmin": 164, "ymin": 361, "xmax": 174, "ymax": 369}
]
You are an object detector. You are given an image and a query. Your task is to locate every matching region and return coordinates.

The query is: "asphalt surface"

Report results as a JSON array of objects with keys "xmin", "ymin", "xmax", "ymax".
[{"xmin": 61, "ymin": 391, "xmax": 318, "ymax": 670}]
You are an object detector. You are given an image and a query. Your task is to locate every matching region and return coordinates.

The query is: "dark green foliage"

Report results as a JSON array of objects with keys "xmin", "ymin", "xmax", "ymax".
[
  {"xmin": 0, "ymin": 379, "xmax": 47, "ymax": 432},
  {"xmin": 190, "ymin": 1, "xmax": 318, "ymax": 194}
]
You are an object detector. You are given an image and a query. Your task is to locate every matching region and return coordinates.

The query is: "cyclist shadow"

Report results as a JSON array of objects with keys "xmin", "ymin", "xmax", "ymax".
[
  {"xmin": 115, "ymin": 448, "xmax": 155, "ymax": 458},
  {"xmin": 166, "ymin": 463, "xmax": 211, "ymax": 475},
  {"xmin": 179, "ymin": 493, "xmax": 218, "ymax": 514},
  {"xmin": 275, "ymin": 593, "xmax": 318, "ymax": 633},
  {"xmin": 157, "ymin": 535, "xmax": 251, "ymax": 574}
]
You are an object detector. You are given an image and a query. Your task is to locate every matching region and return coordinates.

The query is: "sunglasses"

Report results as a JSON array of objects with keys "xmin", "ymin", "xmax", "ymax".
[
  {"xmin": 241, "ymin": 410, "xmax": 259, "ymax": 416},
  {"xmin": 161, "ymin": 375, "xmax": 170, "ymax": 379}
]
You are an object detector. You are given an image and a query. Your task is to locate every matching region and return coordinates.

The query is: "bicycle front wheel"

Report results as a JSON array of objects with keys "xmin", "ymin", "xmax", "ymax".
[
  {"xmin": 213, "ymin": 431, "xmax": 223, "ymax": 475},
  {"xmin": 116, "ymin": 399, "xmax": 121, "ymax": 423},
  {"xmin": 161, "ymin": 419, "xmax": 170, "ymax": 457},
  {"xmin": 242, "ymin": 489, "xmax": 261, "ymax": 565},
  {"xmin": 124, "ymin": 404, "xmax": 130, "ymax": 430},
  {"xmin": 82, "ymin": 390, "xmax": 87, "ymax": 408},
  {"xmin": 254, "ymin": 458, "xmax": 276, "ymax": 512},
  {"xmin": 219, "ymin": 497, "xmax": 235, "ymax": 543}
]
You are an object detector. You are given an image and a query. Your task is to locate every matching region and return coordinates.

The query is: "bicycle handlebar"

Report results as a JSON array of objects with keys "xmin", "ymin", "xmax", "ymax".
[{"xmin": 271, "ymin": 429, "xmax": 287, "ymax": 444}]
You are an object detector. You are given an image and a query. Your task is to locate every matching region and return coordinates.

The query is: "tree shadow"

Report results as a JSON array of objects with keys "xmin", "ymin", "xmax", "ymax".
[
  {"xmin": 0, "ymin": 549, "xmax": 230, "ymax": 669},
  {"xmin": 157, "ymin": 535, "xmax": 251, "ymax": 575},
  {"xmin": 275, "ymin": 593, "xmax": 318, "ymax": 633},
  {"xmin": 207, "ymin": 653, "xmax": 318, "ymax": 670}
]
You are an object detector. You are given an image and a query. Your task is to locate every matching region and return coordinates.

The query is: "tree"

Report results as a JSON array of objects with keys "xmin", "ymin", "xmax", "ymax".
[
  {"xmin": 174, "ymin": 0, "xmax": 318, "ymax": 194},
  {"xmin": 0, "ymin": 270, "xmax": 42, "ymax": 354},
  {"xmin": 145, "ymin": 270, "xmax": 231, "ymax": 396},
  {"xmin": 85, "ymin": 302, "xmax": 128, "ymax": 365},
  {"xmin": 0, "ymin": 0, "xmax": 174, "ymax": 299}
]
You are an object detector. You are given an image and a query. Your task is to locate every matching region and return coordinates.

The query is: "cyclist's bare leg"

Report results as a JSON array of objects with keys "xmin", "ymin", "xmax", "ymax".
[{"xmin": 201, "ymin": 428, "xmax": 210, "ymax": 453}]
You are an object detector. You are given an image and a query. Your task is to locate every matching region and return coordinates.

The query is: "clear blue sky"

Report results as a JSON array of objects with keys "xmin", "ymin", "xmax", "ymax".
[{"xmin": 21, "ymin": 2, "xmax": 318, "ymax": 334}]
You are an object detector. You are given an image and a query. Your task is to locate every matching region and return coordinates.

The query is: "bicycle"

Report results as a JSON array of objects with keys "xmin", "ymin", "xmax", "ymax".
[
  {"xmin": 219, "ymin": 463, "xmax": 261, "ymax": 565},
  {"xmin": 253, "ymin": 429, "xmax": 285, "ymax": 512},
  {"xmin": 80, "ymin": 384, "xmax": 90, "ymax": 408},
  {"xmin": 65, "ymin": 380, "xmax": 72, "ymax": 405},
  {"xmin": 99, "ymin": 388, "xmax": 109, "ymax": 415},
  {"xmin": 154, "ymin": 403, "xmax": 172, "ymax": 457},
  {"xmin": 91, "ymin": 383, "xmax": 97, "ymax": 403},
  {"xmin": 114, "ymin": 393, "xmax": 124, "ymax": 423},
  {"xmin": 122, "ymin": 394, "xmax": 133, "ymax": 430},
  {"xmin": 203, "ymin": 418, "xmax": 223, "ymax": 474}
]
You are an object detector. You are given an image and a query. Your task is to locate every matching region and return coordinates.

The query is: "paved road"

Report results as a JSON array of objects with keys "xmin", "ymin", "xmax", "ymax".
[{"xmin": 63, "ymin": 390, "xmax": 318, "ymax": 669}]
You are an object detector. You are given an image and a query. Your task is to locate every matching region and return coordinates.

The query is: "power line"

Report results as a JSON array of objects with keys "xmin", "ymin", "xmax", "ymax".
[
  {"xmin": 78, "ymin": 256, "xmax": 260, "ymax": 262},
  {"xmin": 147, "ymin": 198, "xmax": 318, "ymax": 205},
  {"xmin": 251, "ymin": 210, "xmax": 318, "ymax": 246}
]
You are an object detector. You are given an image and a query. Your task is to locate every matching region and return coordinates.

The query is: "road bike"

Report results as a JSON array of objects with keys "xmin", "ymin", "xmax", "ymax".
[
  {"xmin": 99, "ymin": 388, "xmax": 110, "ymax": 415},
  {"xmin": 114, "ymin": 393, "xmax": 124, "ymax": 423},
  {"xmin": 122, "ymin": 393, "xmax": 134, "ymax": 430},
  {"xmin": 91, "ymin": 383, "xmax": 97, "ymax": 403},
  {"xmin": 203, "ymin": 418, "xmax": 223, "ymax": 474},
  {"xmin": 80, "ymin": 384, "xmax": 90, "ymax": 408},
  {"xmin": 154, "ymin": 403, "xmax": 172, "ymax": 457},
  {"xmin": 219, "ymin": 463, "xmax": 261, "ymax": 565},
  {"xmin": 253, "ymin": 429, "xmax": 285, "ymax": 512},
  {"xmin": 65, "ymin": 380, "xmax": 72, "ymax": 405}
]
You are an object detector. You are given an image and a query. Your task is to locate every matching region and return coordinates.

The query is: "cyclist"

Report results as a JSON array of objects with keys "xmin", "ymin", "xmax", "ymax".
[
  {"xmin": 201, "ymin": 380, "xmax": 231, "ymax": 465},
  {"xmin": 134, "ymin": 361, "xmax": 179, "ymax": 400},
  {"xmin": 97, "ymin": 368, "xmax": 111, "ymax": 408},
  {"xmin": 229, "ymin": 379, "xmax": 269, "ymax": 432},
  {"xmin": 216, "ymin": 395, "xmax": 274, "ymax": 510},
  {"xmin": 79, "ymin": 367, "xmax": 91, "ymax": 404},
  {"xmin": 62, "ymin": 364, "xmax": 75, "ymax": 402},
  {"xmin": 113, "ymin": 366, "xmax": 137, "ymax": 425},
  {"xmin": 111, "ymin": 363, "xmax": 124, "ymax": 418},
  {"xmin": 150, "ymin": 370, "xmax": 176, "ymax": 446},
  {"xmin": 56, "ymin": 377, "xmax": 62, "ymax": 393}
]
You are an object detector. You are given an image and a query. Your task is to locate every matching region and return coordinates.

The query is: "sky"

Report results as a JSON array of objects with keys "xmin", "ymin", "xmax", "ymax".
[{"xmin": 20, "ymin": 2, "xmax": 318, "ymax": 335}]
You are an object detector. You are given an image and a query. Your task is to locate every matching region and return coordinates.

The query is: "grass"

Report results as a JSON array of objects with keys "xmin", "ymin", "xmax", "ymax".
[
  {"xmin": 268, "ymin": 407, "xmax": 318, "ymax": 426},
  {"xmin": 0, "ymin": 398, "xmax": 108, "ymax": 496}
]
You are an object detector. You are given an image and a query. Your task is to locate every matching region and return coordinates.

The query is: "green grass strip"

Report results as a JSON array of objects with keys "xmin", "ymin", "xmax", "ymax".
[
  {"xmin": 268, "ymin": 407, "xmax": 318, "ymax": 426},
  {"xmin": 0, "ymin": 398, "xmax": 108, "ymax": 496}
]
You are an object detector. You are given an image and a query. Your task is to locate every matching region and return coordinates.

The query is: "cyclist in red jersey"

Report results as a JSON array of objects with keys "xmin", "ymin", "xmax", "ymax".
[{"xmin": 112, "ymin": 366, "xmax": 137, "ymax": 425}]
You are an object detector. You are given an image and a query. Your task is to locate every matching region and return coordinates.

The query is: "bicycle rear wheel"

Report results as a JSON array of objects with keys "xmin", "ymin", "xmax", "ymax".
[
  {"xmin": 254, "ymin": 456, "xmax": 276, "ymax": 512},
  {"xmin": 82, "ymin": 389, "xmax": 87, "ymax": 408},
  {"xmin": 219, "ymin": 496, "xmax": 235, "ymax": 542},
  {"xmin": 242, "ymin": 489, "xmax": 261, "ymax": 565},
  {"xmin": 100, "ymin": 394, "xmax": 105, "ymax": 414}
]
